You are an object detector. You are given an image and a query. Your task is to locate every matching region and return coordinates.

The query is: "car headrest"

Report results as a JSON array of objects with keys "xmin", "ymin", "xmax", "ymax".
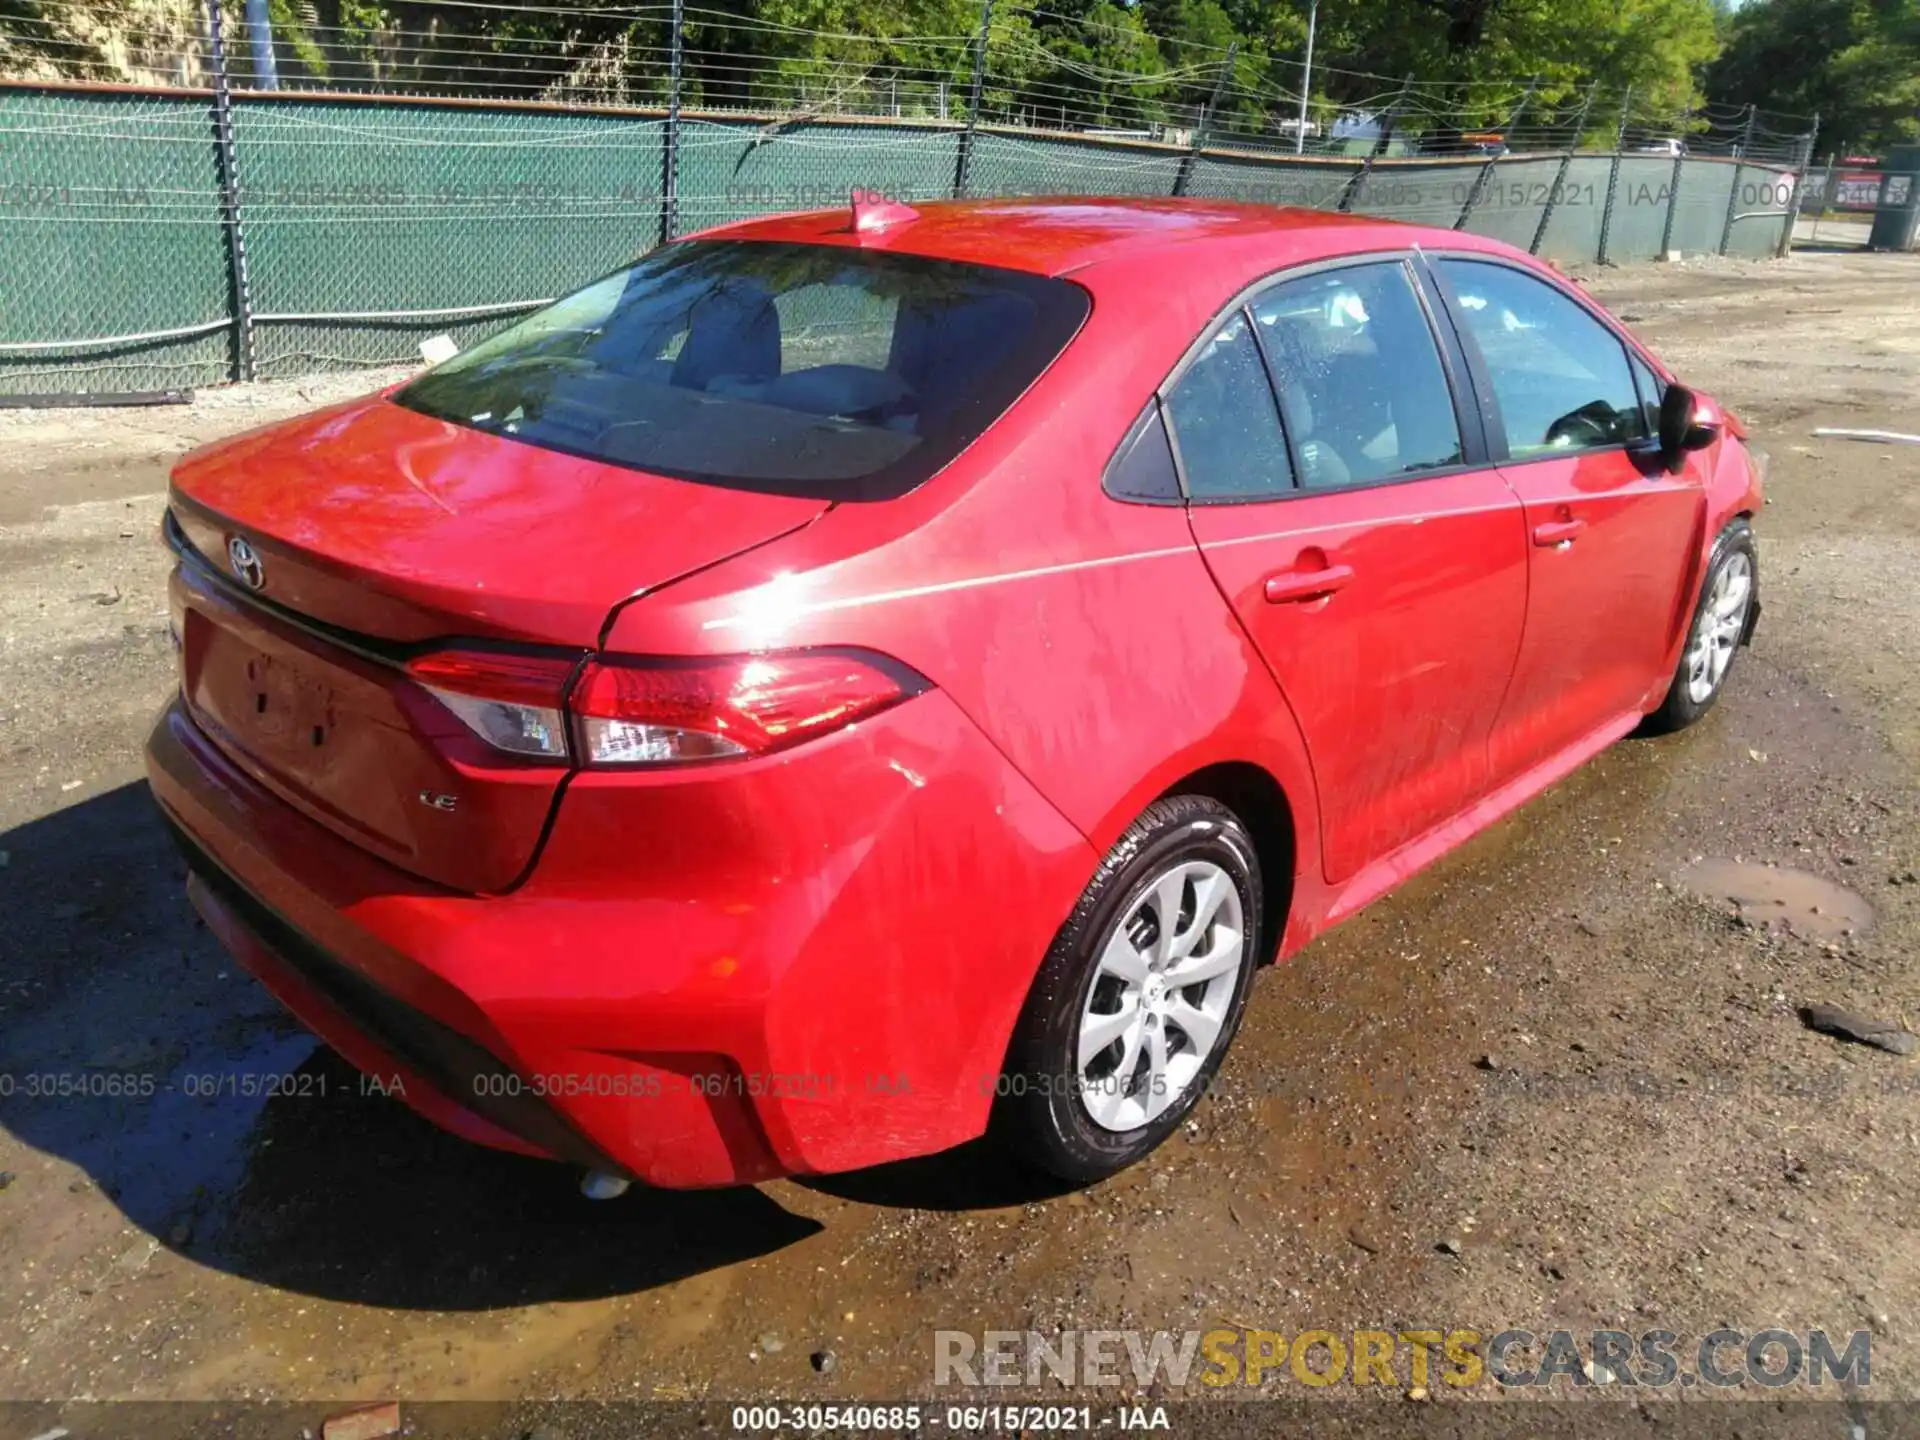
[{"xmin": 672, "ymin": 282, "xmax": 782, "ymax": 392}]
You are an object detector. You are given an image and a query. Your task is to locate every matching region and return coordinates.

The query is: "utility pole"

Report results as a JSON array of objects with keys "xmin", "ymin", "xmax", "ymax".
[
  {"xmin": 1294, "ymin": 0, "xmax": 1317, "ymax": 155},
  {"xmin": 243, "ymin": 0, "xmax": 278, "ymax": 87}
]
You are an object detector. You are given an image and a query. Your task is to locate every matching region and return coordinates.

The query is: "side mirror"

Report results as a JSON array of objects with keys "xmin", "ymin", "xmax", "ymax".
[{"xmin": 1657, "ymin": 382, "xmax": 1720, "ymax": 473}]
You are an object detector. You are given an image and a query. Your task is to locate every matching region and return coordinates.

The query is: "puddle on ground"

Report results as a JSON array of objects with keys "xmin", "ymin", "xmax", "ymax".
[{"xmin": 1677, "ymin": 858, "xmax": 1875, "ymax": 941}]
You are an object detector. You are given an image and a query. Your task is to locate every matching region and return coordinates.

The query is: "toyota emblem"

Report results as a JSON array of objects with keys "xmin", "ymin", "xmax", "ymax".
[{"xmin": 227, "ymin": 536, "xmax": 265, "ymax": 591}]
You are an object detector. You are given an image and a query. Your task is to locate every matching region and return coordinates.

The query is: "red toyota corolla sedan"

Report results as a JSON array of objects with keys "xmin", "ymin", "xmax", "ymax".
[{"xmin": 147, "ymin": 196, "xmax": 1763, "ymax": 1190}]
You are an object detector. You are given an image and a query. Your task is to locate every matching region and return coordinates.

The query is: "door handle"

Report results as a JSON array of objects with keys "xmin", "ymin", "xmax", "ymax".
[
  {"xmin": 1263, "ymin": 563, "xmax": 1354, "ymax": 604},
  {"xmin": 1532, "ymin": 517, "xmax": 1586, "ymax": 547}
]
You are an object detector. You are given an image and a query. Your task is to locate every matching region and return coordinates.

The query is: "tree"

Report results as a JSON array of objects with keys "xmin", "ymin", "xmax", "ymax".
[
  {"xmin": 0, "ymin": 0, "xmax": 1757, "ymax": 137},
  {"xmin": 1707, "ymin": 0, "xmax": 1920, "ymax": 153},
  {"xmin": 1303, "ymin": 0, "xmax": 1718, "ymax": 121}
]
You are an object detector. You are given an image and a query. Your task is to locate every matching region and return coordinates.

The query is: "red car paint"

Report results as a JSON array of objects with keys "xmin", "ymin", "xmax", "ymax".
[{"xmin": 146, "ymin": 198, "xmax": 1762, "ymax": 1187}]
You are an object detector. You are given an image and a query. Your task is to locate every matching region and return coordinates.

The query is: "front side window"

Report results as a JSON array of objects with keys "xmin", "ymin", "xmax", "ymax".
[
  {"xmin": 1249, "ymin": 262, "xmax": 1463, "ymax": 489},
  {"xmin": 1162, "ymin": 312, "xmax": 1294, "ymax": 501},
  {"xmin": 1438, "ymin": 259, "xmax": 1648, "ymax": 459},
  {"xmin": 398, "ymin": 241, "xmax": 1089, "ymax": 500}
]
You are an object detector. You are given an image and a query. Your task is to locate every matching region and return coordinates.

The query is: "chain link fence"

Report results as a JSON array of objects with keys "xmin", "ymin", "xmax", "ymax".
[
  {"xmin": 0, "ymin": 3, "xmax": 1816, "ymax": 396},
  {"xmin": 1796, "ymin": 159, "xmax": 1896, "ymax": 219},
  {"xmin": 0, "ymin": 88, "xmax": 233, "ymax": 393}
]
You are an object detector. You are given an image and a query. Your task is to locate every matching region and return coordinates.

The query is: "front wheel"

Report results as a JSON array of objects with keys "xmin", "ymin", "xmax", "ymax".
[
  {"xmin": 1644, "ymin": 518, "xmax": 1757, "ymax": 734},
  {"xmin": 994, "ymin": 794, "xmax": 1261, "ymax": 1183}
]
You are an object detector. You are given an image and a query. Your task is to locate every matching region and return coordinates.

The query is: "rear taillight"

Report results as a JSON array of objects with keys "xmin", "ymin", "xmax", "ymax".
[
  {"xmin": 406, "ymin": 649, "xmax": 577, "ymax": 760},
  {"xmin": 571, "ymin": 651, "xmax": 920, "ymax": 766},
  {"xmin": 405, "ymin": 647, "xmax": 921, "ymax": 767}
]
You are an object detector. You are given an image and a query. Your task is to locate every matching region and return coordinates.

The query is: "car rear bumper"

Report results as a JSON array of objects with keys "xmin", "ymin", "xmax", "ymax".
[{"xmin": 146, "ymin": 690, "xmax": 1094, "ymax": 1188}]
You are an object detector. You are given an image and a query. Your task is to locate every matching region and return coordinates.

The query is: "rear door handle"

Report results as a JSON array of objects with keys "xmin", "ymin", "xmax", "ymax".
[
  {"xmin": 1532, "ymin": 517, "xmax": 1586, "ymax": 547},
  {"xmin": 1263, "ymin": 563, "xmax": 1354, "ymax": 604}
]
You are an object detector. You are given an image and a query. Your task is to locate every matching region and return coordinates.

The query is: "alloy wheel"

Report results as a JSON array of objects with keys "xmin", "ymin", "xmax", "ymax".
[
  {"xmin": 1076, "ymin": 859, "xmax": 1246, "ymax": 1133},
  {"xmin": 1685, "ymin": 551, "xmax": 1753, "ymax": 705}
]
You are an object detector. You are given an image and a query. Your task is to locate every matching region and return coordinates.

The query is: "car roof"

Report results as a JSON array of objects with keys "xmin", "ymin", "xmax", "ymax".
[{"xmin": 692, "ymin": 195, "xmax": 1481, "ymax": 278}]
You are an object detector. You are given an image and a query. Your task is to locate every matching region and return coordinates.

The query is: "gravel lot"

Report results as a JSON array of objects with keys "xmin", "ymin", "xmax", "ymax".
[{"xmin": 2, "ymin": 249, "xmax": 1919, "ymax": 1429}]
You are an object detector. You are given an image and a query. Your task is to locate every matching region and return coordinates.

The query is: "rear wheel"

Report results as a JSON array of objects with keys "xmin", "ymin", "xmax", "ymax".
[
  {"xmin": 1645, "ymin": 519, "xmax": 1757, "ymax": 733},
  {"xmin": 995, "ymin": 795, "xmax": 1261, "ymax": 1183}
]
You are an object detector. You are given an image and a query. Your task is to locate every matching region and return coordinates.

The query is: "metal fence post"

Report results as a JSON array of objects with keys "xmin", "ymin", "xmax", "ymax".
[
  {"xmin": 1455, "ymin": 74, "xmax": 1537, "ymax": 230},
  {"xmin": 1778, "ymin": 114, "xmax": 1819, "ymax": 257},
  {"xmin": 658, "ymin": 0, "xmax": 683, "ymax": 245},
  {"xmin": 1718, "ymin": 102, "xmax": 1757, "ymax": 254},
  {"xmin": 1530, "ymin": 82, "xmax": 1597, "ymax": 255},
  {"xmin": 1658, "ymin": 121, "xmax": 1688, "ymax": 256},
  {"xmin": 1596, "ymin": 85, "xmax": 1632, "ymax": 265},
  {"xmin": 1172, "ymin": 44, "xmax": 1234, "ymax": 197},
  {"xmin": 951, "ymin": 0, "xmax": 993, "ymax": 199},
  {"xmin": 205, "ymin": 0, "xmax": 255, "ymax": 382},
  {"xmin": 1807, "ymin": 145, "xmax": 1835, "ymax": 247},
  {"xmin": 1338, "ymin": 73, "xmax": 1411, "ymax": 212}
]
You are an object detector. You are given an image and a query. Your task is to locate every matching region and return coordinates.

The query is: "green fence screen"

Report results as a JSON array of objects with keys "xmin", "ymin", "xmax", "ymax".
[{"xmin": 0, "ymin": 84, "xmax": 1803, "ymax": 396}]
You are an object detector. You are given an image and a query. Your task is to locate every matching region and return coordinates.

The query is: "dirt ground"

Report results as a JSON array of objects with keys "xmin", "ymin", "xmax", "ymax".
[{"xmin": 2, "ymin": 249, "xmax": 1920, "ymax": 1429}]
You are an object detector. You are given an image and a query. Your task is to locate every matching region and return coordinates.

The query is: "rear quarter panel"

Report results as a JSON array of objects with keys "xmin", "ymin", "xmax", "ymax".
[{"xmin": 603, "ymin": 244, "xmax": 1333, "ymax": 956}]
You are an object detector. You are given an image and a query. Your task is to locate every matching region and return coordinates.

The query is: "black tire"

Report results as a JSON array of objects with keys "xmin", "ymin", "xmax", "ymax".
[
  {"xmin": 1643, "ymin": 518, "xmax": 1758, "ymax": 735},
  {"xmin": 993, "ymin": 794, "xmax": 1262, "ymax": 1184}
]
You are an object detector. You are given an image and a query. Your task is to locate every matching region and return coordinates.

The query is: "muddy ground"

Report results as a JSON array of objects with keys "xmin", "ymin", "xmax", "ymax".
[{"xmin": 2, "ymin": 249, "xmax": 1919, "ymax": 1429}]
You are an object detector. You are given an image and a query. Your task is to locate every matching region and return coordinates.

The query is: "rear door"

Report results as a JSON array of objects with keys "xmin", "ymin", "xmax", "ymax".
[
  {"xmin": 1428, "ymin": 257, "xmax": 1704, "ymax": 785},
  {"xmin": 1179, "ymin": 258, "xmax": 1528, "ymax": 886}
]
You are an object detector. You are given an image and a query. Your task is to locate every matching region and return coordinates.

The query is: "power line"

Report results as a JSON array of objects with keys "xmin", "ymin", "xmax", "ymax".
[{"xmin": 2, "ymin": 0, "xmax": 1818, "ymax": 135}]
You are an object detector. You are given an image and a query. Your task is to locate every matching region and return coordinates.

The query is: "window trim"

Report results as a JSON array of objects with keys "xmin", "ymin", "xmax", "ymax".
[
  {"xmin": 1626, "ymin": 349, "xmax": 1668, "ymax": 429},
  {"xmin": 1101, "ymin": 395, "xmax": 1187, "ymax": 506},
  {"xmin": 396, "ymin": 238, "xmax": 1094, "ymax": 504},
  {"xmin": 1161, "ymin": 305, "xmax": 1301, "ymax": 507},
  {"xmin": 1156, "ymin": 250, "xmax": 1493, "ymax": 508},
  {"xmin": 1245, "ymin": 260, "xmax": 1482, "ymax": 493},
  {"xmin": 1419, "ymin": 251, "xmax": 1666, "ymax": 472},
  {"xmin": 1410, "ymin": 255, "xmax": 1503, "ymax": 459}
]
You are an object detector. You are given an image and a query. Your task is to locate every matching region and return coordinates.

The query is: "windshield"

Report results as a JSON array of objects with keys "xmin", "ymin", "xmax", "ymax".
[{"xmin": 397, "ymin": 241, "xmax": 1091, "ymax": 501}]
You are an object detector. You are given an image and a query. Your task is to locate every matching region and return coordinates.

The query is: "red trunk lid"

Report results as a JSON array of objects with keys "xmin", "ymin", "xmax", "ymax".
[{"xmin": 167, "ymin": 394, "xmax": 827, "ymax": 892}]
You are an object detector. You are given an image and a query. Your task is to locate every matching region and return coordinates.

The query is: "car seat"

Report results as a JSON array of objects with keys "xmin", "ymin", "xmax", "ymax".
[
  {"xmin": 888, "ymin": 289, "xmax": 1037, "ymax": 433},
  {"xmin": 671, "ymin": 281, "xmax": 782, "ymax": 395}
]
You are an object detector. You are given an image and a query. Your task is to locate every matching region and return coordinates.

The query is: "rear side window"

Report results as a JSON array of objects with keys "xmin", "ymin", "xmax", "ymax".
[
  {"xmin": 398, "ymin": 241, "xmax": 1089, "ymax": 501},
  {"xmin": 1250, "ymin": 262, "xmax": 1462, "ymax": 489},
  {"xmin": 1104, "ymin": 401, "xmax": 1182, "ymax": 503},
  {"xmin": 1162, "ymin": 313, "xmax": 1294, "ymax": 501},
  {"xmin": 1438, "ymin": 259, "xmax": 1648, "ymax": 458}
]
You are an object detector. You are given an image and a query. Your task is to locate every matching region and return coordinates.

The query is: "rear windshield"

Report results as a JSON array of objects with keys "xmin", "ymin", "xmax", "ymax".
[{"xmin": 397, "ymin": 240, "xmax": 1090, "ymax": 501}]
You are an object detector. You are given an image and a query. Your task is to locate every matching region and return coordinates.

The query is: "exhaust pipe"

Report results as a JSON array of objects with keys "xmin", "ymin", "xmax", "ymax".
[{"xmin": 580, "ymin": 1170, "xmax": 631, "ymax": 1201}]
